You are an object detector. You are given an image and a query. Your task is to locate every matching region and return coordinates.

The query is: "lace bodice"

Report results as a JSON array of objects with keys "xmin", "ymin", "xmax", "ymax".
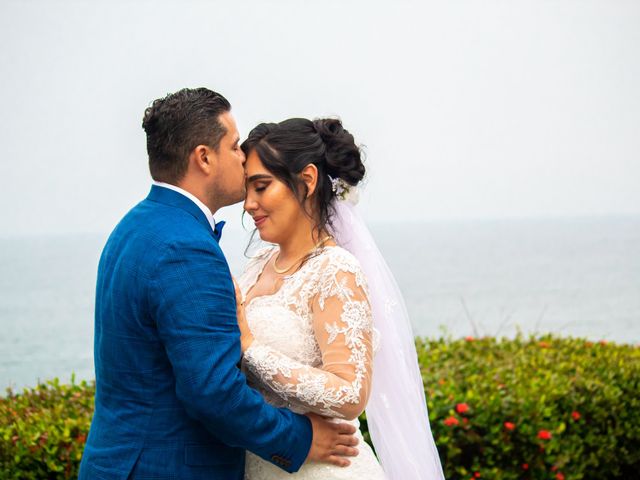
[{"xmin": 238, "ymin": 245, "xmax": 375, "ymax": 420}]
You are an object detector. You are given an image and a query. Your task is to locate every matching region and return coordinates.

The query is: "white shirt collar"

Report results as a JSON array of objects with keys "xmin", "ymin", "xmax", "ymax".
[{"xmin": 152, "ymin": 181, "xmax": 217, "ymax": 233}]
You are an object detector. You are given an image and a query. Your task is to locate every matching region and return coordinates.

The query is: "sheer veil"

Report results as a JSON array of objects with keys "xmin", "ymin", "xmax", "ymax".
[{"xmin": 328, "ymin": 198, "xmax": 445, "ymax": 480}]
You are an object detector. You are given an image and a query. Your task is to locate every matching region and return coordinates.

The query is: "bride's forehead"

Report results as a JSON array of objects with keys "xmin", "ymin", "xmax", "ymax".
[{"xmin": 245, "ymin": 150, "xmax": 269, "ymax": 172}]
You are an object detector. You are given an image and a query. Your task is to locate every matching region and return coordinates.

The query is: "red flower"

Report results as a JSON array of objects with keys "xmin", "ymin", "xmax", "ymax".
[
  {"xmin": 538, "ymin": 429, "xmax": 552, "ymax": 440},
  {"xmin": 456, "ymin": 403, "xmax": 470, "ymax": 414},
  {"xmin": 443, "ymin": 416, "xmax": 459, "ymax": 427},
  {"xmin": 556, "ymin": 473, "xmax": 565, "ymax": 480},
  {"xmin": 463, "ymin": 418, "xmax": 469, "ymax": 425},
  {"xmin": 504, "ymin": 421, "xmax": 516, "ymax": 431},
  {"xmin": 473, "ymin": 472, "xmax": 481, "ymax": 478},
  {"xmin": 521, "ymin": 463, "xmax": 529, "ymax": 470},
  {"xmin": 572, "ymin": 411, "xmax": 581, "ymax": 421},
  {"xmin": 551, "ymin": 466, "xmax": 558, "ymax": 472},
  {"xmin": 538, "ymin": 341, "xmax": 551, "ymax": 348},
  {"xmin": 465, "ymin": 336, "xmax": 475, "ymax": 342}
]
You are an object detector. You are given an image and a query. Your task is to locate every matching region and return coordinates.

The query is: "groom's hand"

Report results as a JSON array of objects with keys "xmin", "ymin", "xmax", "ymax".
[
  {"xmin": 305, "ymin": 413, "xmax": 359, "ymax": 467},
  {"xmin": 232, "ymin": 276, "xmax": 254, "ymax": 352}
]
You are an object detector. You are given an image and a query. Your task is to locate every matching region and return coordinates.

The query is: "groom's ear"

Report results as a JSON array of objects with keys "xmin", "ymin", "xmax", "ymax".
[
  {"xmin": 191, "ymin": 145, "xmax": 215, "ymax": 175},
  {"xmin": 300, "ymin": 164, "xmax": 318, "ymax": 198}
]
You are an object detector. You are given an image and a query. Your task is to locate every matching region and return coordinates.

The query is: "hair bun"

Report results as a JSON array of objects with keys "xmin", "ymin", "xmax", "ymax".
[{"xmin": 313, "ymin": 118, "xmax": 365, "ymax": 186}]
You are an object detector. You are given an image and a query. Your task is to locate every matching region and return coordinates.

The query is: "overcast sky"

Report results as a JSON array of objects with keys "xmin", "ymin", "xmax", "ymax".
[{"xmin": 1, "ymin": 0, "xmax": 638, "ymax": 236}]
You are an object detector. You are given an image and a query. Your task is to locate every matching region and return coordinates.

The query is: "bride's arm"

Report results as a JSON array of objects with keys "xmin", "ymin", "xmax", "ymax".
[{"xmin": 241, "ymin": 266, "xmax": 374, "ymax": 420}]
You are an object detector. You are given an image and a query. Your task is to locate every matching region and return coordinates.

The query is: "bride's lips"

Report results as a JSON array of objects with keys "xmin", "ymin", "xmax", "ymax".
[{"xmin": 253, "ymin": 215, "xmax": 268, "ymax": 228}]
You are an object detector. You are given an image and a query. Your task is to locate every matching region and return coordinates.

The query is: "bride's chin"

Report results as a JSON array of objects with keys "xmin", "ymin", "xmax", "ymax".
[
  {"xmin": 257, "ymin": 230, "xmax": 283, "ymax": 246},
  {"xmin": 256, "ymin": 230, "xmax": 273, "ymax": 244}
]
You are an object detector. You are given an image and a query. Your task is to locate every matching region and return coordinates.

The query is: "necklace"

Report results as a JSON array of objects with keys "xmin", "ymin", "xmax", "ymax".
[{"xmin": 273, "ymin": 236, "xmax": 333, "ymax": 275}]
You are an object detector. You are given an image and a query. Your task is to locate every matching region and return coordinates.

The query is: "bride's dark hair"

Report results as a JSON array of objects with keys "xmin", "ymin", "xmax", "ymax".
[{"xmin": 241, "ymin": 117, "xmax": 365, "ymax": 234}]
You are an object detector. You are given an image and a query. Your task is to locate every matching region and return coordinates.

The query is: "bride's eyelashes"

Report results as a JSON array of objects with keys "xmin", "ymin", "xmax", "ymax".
[{"xmin": 254, "ymin": 182, "xmax": 270, "ymax": 193}]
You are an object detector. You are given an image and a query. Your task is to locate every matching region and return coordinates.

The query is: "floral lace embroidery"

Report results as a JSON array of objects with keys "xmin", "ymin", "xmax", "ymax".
[{"xmin": 239, "ymin": 246, "xmax": 373, "ymax": 419}]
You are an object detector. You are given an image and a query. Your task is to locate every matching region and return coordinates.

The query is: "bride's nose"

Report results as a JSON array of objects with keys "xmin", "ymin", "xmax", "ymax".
[{"xmin": 244, "ymin": 194, "xmax": 257, "ymax": 214}]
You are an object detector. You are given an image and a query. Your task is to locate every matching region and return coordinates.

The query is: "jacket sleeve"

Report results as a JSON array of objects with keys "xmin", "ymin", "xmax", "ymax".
[{"xmin": 148, "ymin": 238, "xmax": 312, "ymax": 473}]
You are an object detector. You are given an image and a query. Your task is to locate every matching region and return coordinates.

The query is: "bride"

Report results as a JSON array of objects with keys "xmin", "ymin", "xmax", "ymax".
[{"xmin": 235, "ymin": 118, "xmax": 445, "ymax": 479}]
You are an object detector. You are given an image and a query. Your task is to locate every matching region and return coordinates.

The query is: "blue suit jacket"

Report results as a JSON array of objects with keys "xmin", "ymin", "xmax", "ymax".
[{"xmin": 79, "ymin": 186, "xmax": 312, "ymax": 480}]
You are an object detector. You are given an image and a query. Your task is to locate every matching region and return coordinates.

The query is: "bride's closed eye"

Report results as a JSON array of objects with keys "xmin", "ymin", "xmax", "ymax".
[{"xmin": 254, "ymin": 182, "xmax": 270, "ymax": 192}]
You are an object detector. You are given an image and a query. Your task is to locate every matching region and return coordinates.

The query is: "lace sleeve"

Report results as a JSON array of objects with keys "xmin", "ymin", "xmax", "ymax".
[{"xmin": 242, "ymin": 255, "xmax": 374, "ymax": 420}]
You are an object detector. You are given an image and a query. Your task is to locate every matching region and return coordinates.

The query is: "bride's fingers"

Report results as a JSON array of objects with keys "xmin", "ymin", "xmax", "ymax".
[
  {"xmin": 326, "ymin": 455, "xmax": 351, "ymax": 467},
  {"xmin": 337, "ymin": 433, "xmax": 359, "ymax": 447}
]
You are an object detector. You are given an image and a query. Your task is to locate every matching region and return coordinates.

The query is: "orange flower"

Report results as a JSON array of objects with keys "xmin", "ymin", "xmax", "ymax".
[
  {"xmin": 456, "ymin": 403, "xmax": 470, "ymax": 414},
  {"xmin": 465, "ymin": 336, "xmax": 475, "ymax": 342},
  {"xmin": 443, "ymin": 416, "xmax": 459, "ymax": 427},
  {"xmin": 504, "ymin": 421, "xmax": 516, "ymax": 431},
  {"xmin": 571, "ymin": 411, "xmax": 581, "ymax": 421},
  {"xmin": 538, "ymin": 341, "xmax": 551, "ymax": 348},
  {"xmin": 538, "ymin": 429, "xmax": 552, "ymax": 440}
]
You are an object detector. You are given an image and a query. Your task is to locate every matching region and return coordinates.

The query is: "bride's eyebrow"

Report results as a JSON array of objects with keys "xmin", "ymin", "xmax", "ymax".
[{"xmin": 247, "ymin": 174, "xmax": 273, "ymax": 182}]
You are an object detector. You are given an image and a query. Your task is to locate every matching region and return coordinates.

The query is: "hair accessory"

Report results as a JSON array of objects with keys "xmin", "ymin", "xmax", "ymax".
[{"xmin": 328, "ymin": 175, "xmax": 359, "ymax": 204}]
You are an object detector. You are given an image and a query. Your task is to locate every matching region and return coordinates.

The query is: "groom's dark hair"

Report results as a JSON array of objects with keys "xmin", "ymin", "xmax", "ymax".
[{"xmin": 142, "ymin": 88, "xmax": 231, "ymax": 183}]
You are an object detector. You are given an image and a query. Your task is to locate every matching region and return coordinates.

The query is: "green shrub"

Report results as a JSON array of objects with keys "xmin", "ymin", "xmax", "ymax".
[
  {"xmin": 0, "ymin": 376, "xmax": 94, "ymax": 479},
  {"xmin": 1, "ymin": 336, "xmax": 639, "ymax": 479},
  {"xmin": 420, "ymin": 335, "xmax": 640, "ymax": 479}
]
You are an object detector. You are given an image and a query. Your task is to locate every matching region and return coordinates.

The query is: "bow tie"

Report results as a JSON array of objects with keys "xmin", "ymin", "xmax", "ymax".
[{"xmin": 213, "ymin": 220, "xmax": 225, "ymax": 242}]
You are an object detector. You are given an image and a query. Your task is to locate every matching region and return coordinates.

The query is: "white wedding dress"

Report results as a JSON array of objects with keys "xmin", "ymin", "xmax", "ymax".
[{"xmin": 238, "ymin": 245, "xmax": 386, "ymax": 480}]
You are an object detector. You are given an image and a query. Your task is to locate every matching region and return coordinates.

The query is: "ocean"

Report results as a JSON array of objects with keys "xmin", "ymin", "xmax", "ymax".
[{"xmin": 1, "ymin": 216, "xmax": 639, "ymax": 392}]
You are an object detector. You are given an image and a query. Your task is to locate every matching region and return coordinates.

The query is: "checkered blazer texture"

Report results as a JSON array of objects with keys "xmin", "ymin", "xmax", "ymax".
[{"xmin": 79, "ymin": 185, "xmax": 312, "ymax": 480}]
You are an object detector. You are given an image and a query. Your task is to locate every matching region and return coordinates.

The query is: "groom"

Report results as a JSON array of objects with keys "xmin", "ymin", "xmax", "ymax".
[{"xmin": 79, "ymin": 88, "xmax": 358, "ymax": 479}]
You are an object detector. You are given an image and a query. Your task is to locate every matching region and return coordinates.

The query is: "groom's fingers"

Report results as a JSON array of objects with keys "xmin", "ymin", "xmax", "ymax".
[
  {"xmin": 327, "ymin": 455, "xmax": 351, "ymax": 467},
  {"xmin": 332, "ymin": 445, "xmax": 359, "ymax": 457},
  {"xmin": 333, "ymin": 421, "xmax": 357, "ymax": 435},
  {"xmin": 338, "ymin": 433, "xmax": 359, "ymax": 447}
]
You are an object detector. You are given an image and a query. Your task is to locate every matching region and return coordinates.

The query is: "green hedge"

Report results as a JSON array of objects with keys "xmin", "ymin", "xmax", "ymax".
[
  {"xmin": 421, "ymin": 335, "xmax": 640, "ymax": 479},
  {"xmin": 0, "ymin": 377, "xmax": 93, "ymax": 479},
  {"xmin": 1, "ymin": 336, "xmax": 639, "ymax": 479}
]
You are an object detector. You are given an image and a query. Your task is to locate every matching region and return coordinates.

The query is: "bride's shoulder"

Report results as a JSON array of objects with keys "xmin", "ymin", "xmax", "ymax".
[
  {"xmin": 323, "ymin": 245, "xmax": 355, "ymax": 260},
  {"xmin": 312, "ymin": 246, "xmax": 370, "ymax": 297},
  {"xmin": 316, "ymin": 246, "xmax": 364, "ymax": 274}
]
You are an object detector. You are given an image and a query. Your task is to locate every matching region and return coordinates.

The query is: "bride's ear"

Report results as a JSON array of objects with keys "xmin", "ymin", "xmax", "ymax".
[{"xmin": 300, "ymin": 164, "xmax": 318, "ymax": 198}]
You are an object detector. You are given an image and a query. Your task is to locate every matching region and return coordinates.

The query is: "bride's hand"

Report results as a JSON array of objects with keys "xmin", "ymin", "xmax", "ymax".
[{"xmin": 232, "ymin": 277, "xmax": 254, "ymax": 353}]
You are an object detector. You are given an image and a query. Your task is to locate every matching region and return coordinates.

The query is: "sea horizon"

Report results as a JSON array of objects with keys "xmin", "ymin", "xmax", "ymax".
[{"xmin": 2, "ymin": 214, "xmax": 639, "ymax": 391}]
